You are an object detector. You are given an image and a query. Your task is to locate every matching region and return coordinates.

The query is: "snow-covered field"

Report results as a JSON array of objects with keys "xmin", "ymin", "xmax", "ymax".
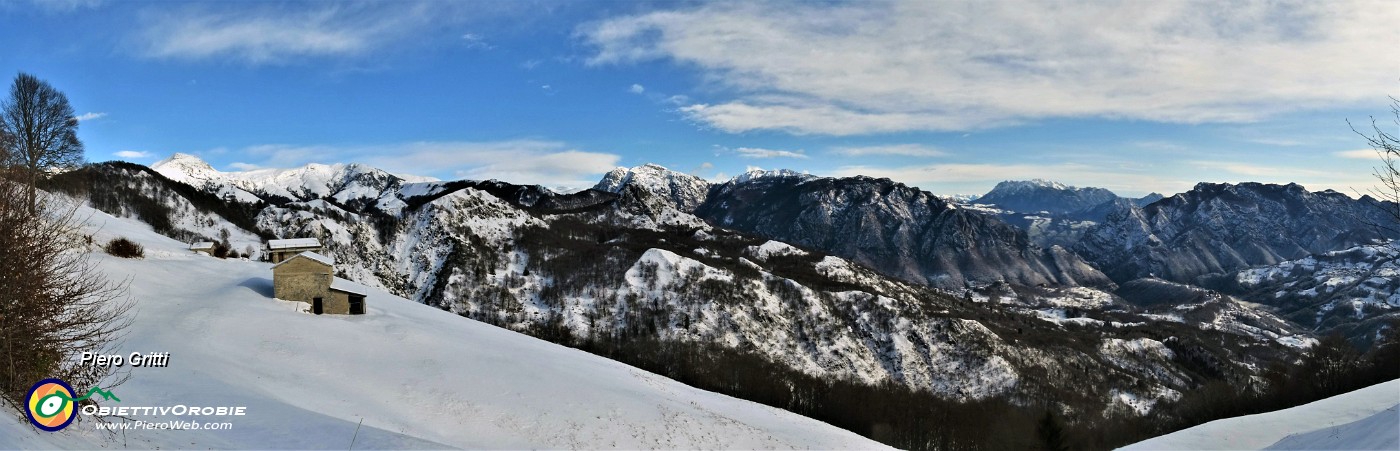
[
  {"xmin": 0, "ymin": 204, "xmax": 885, "ymax": 449},
  {"xmin": 1123, "ymin": 379, "xmax": 1399, "ymax": 450}
]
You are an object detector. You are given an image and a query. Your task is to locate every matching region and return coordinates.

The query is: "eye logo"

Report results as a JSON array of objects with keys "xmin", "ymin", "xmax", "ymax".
[{"xmin": 26, "ymin": 378, "xmax": 77, "ymax": 431}]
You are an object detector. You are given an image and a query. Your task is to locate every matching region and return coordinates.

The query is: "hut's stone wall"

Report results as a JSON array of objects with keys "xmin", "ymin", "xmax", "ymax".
[{"xmin": 272, "ymin": 257, "xmax": 332, "ymax": 303}]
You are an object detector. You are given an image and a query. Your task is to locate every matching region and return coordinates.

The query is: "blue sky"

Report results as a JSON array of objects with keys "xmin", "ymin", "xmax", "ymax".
[{"xmin": 3, "ymin": 0, "xmax": 1396, "ymax": 196}]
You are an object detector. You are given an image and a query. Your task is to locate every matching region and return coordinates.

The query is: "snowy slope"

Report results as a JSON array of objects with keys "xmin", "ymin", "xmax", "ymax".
[
  {"xmin": 0, "ymin": 205, "xmax": 886, "ymax": 449},
  {"xmin": 1123, "ymin": 379, "xmax": 1399, "ymax": 450}
]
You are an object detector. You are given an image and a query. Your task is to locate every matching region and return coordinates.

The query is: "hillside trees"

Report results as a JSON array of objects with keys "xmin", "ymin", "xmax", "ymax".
[{"xmin": 0, "ymin": 73, "xmax": 84, "ymax": 210}]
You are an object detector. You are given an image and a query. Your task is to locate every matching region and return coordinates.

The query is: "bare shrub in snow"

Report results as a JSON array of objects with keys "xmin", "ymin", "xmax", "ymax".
[
  {"xmin": 103, "ymin": 237, "xmax": 144, "ymax": 259},
  {"xmin": 0, "ymin": 181, "xmax": 132, "ymax": 417}
]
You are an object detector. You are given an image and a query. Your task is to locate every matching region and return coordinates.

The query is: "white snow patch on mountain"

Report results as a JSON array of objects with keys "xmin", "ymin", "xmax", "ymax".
[{"xmin": 747, "ymin": 240, "xmax": 809, "ymax": 261}]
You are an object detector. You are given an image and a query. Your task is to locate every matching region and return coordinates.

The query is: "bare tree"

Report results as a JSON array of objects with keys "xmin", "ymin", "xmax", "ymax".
[
  {"xmin": 0, "ymin": 73, "xmax": 85, "ymax": 210},
  {"xmin": 0, "ymin": 180, "xmax": 131, "ymax": 417},
  {"xmin": 1350, "ymin": 97, "xmax": 1400, "ymax": 234},
  {"xmin": 0, "ymin": 126, "xmax": 11, "ymax": 159}
]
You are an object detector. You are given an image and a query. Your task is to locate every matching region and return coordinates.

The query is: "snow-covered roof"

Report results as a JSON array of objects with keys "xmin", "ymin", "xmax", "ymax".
[
  {"xmin": 329, "ymin": 278, "xmax": 366, "ymax": 296},
  {"xmin": 268, "ymin": 238, "xmax": 321, "ymax": 250},
  {"xmin": 271, "ymin": 251, "xmax": 335, "ymax": 269},
  {"xmin": 190, "ymin": 241, "xmax": 215, "ymax": 250}
]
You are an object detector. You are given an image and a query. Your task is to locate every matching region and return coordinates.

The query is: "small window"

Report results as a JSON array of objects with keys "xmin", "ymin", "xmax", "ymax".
[{"xmin": 349, "ymin": 296, "xmax": 365, "ymax": 315}]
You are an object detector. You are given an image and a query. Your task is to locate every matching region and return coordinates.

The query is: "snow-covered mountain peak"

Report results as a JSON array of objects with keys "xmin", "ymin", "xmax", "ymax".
[
  {"xmin": 153, "ymin": 151, "xmax": 212, "ymax": 168},
  {"xmin": 151, "ymin": 152, "xmax": 220, "ymax": 183},
  {"xmin": 977, "ymin": 179, "xmax": 1120, "ymax": 218},
  {"xmin": 595, "ymin": 163, "xmax": 699, "ymax": 189},
  {"xmin": 150, "ymin": 153, "xmax": 411, "ymax": 205},
  {"xmin": 1028, "ymin": 178, "xmax": 1069, "ymax": 190},
  {"xmin": 594, "ymin": 163, "xmax": 711, "ymax": 212},
  {"xmin": 989, "ymin": 179, "xmax": 1074, "ymax": 194},
  {"xmin": 730, "ymin": 168, "xmax": 815, "ymax": 184},
  {"xmin": 942, "ymin": 193, "xmax": 982, "ymax": 204}
]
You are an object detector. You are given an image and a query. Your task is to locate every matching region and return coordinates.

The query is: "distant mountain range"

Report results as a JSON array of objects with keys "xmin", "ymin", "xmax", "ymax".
[
  {"xmin": 134, "ymin": 156, "xmax": 1400, "ymax": 343},
  {"xmin": 1076, "ymin": 182, "xmax": 1396, "ymax": 284},
  {"xmin": 959, "ymin": 177, "xmax": 1399, "ymax": 342},
  {"xmin": 33, "ymin": 154, "xmax": 1398, "ymax": 434},
  {"xmin": 693, "ymin": 173, "xmax": 1111, "ymax": 289}
]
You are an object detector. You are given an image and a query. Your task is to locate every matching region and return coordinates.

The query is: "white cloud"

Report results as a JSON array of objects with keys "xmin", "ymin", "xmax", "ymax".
[
  {"xmin": 830, "ymin": 144, "xmax": 946, "ymax": 158},
  {"xmin": 134, "ymin": 3, "xmax": 452, "ymax": 64},
  {"xmin": 228, "ymin": 140, "xmax": 620, "ymax": 188},
  {"xmin": 1335, "ymin": 149, "xmax": 1380, "ymax": 160},
  {"xmin": 460, "ymin": 32, "xmax": 491, "ymax": 49},
  {"xmin": 832, "ymin": 162, "xmax": 1185, "ymax": 196},
  {"xmin": 227, "ymin": 162, "xmax": 263, "ymax": 171},
  {"xmin": 629, "ymin": 84, "xmax": 645, "ymax": 94},
  {"xmin": 734, "ymin": 147, "xmax": 807, "ymax": 159},
  {"xmin": 1244, "ymin": 137, "xmax": 1309, "ymax": 147},
  {"xmin": 113, "ymin": 150, "xmax": 151, "ymax": 159},
  {"xmin": 581, "ymin": 1, "xmax": 1400, "ymax": 135},
  {"xmin": 1130, "ymin": 141, "xmax": 1192, "ymax": 152},
  {"xmin": 22, "ymin": 0, "xmax": 104, "ymax": 13},
  {"xmin": 1191, "ymin": 160, "xmax": 1340, "ymax": 178},
  {"xmin": 75, "ymin": 112, "xmax": 107, "ymax": 121},
  {"xmin": 680, "ymin": 102, "xmax": 999, "ymax": 135}
]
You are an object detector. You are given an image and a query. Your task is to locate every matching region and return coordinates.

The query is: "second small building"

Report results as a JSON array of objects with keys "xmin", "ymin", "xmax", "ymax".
[{"xmin": 271, "ymin": 251, "xmax": 366, "ymax": 315}]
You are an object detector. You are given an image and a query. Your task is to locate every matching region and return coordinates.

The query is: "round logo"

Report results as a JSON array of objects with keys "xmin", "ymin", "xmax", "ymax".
[{"xmin": 26, "ymin": 378, "xmax": 77, "ymax": 432}]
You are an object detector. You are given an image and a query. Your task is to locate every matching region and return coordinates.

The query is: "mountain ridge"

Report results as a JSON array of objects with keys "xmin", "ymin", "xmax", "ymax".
[{"xmin": 48, "ymin": 156, "xmax": 1314, "ymax": 419}]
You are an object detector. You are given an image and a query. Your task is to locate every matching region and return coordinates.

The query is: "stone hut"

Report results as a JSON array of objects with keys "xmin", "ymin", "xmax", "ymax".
[
  {"xmin": 271, "ymin": 251, "xmax": 366, "ymax": 315},
  {"xmin": 267, "ymin": 238, "xmax": 322, "ymax": 263},
  {"xmin": 190, "ymin": 241, "xmax": 215, "ymax": 255}
]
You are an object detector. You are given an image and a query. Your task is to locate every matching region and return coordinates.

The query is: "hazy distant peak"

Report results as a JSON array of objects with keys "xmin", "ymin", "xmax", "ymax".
[
  {"xmin": 990, "ymin": 179, "xmax": 1075, "ymax": 192},
  {"xmin": 730, "ymin": 168, "xmax": 815, "ymax": 184},
  {"xmin": 979, "ymin": 179, "xmax": 1119, "ymax": 215}
]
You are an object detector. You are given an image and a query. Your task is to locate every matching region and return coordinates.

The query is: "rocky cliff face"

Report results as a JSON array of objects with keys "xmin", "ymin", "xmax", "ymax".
[
  {"xmin": 1075, "ymin": 182, "xmax": 1399, "ymax": 284},
  {"xmin": 694, "ymin": 174, "xmax": 1114, "ymax": 289}
]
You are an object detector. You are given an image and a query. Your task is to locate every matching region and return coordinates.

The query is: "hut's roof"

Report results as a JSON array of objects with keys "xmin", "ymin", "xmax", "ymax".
[
  {"xmin": 271, "ymin": 251, "xmax": 335, "ymax": 269},
  {"xmin": 190, "ymin": 241, "xmax": 215, "ymax": 250},
  {"xmin": 330, "ymin": 278, "xmax": 367, "ymax": 296},
  {"xmin": 268, "ymin": 238, "xmax": 321, "ymax": 250}
]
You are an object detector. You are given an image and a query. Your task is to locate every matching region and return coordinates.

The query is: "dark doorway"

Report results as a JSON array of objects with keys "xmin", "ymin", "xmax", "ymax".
[
  {"xmin": 312, "ymin": 297, "xmax": 323, "ymax": 315},
  {"xmin": 349, "ymin": 296, "xmax": 364, "ymax": 315}
]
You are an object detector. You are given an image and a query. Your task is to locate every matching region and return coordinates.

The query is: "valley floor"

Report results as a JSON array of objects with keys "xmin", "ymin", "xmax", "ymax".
[{"xmin": 0, "ymin": 205, "xmax": 884, "ymax": 449}]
